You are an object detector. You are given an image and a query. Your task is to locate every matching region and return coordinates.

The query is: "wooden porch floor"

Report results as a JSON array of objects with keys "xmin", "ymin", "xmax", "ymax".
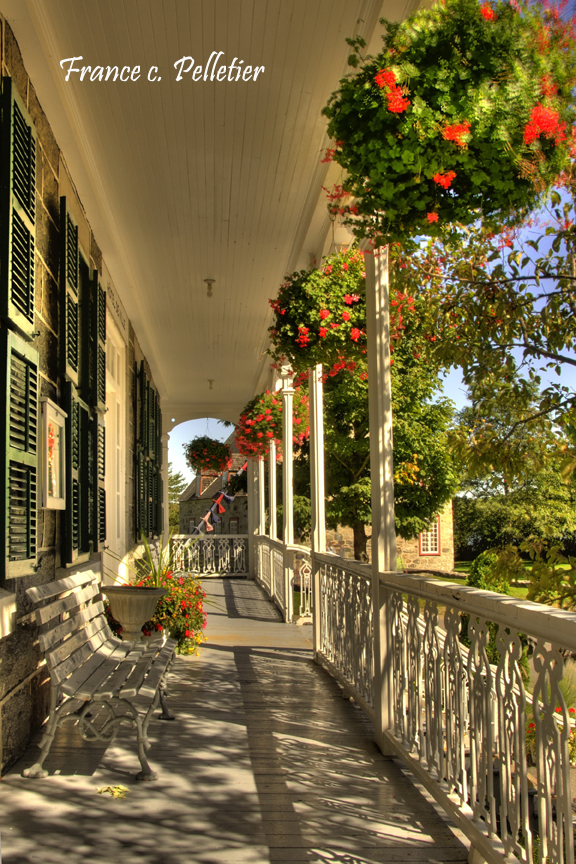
[{"xmin": 1, "ymin": 578, "xmax": 469, "ymax": 864}]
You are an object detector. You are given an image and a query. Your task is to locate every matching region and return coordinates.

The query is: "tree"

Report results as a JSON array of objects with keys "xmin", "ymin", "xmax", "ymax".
[
  {"xmin": 267, "ymin": 246, "xmax": 459, "ymax": 560},
  {"xmin": 168, "ymin": 463, "xmax": 187, "ymax": 534},
  {"xmin": 451, "ymin": 389, "xmax": 576, "ymax": 558},
  {"xmin": 392, "ymin": 186, "xmax": 576, "ymax": 479}
]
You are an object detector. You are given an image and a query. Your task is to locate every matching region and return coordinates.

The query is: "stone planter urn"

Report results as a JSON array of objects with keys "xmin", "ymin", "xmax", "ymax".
[{"xmin": 101, "ymin": 585, "xmax": 166, "ymax": 642}]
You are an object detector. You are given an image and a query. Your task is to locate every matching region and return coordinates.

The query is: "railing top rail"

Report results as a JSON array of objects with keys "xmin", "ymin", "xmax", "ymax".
[
  {"xmin": 172, "ymin": 534, "xmax": 249, "ymax": 539},
  {"xmin": 315, "ymin": 550, "xmax": 371, "ymax": 579},
  {"xmin": 379, "ymin": 570, "xmax": 576, "ymax": 651},
  {"xmin": 255, "ymin": 534, "xmax": 285, "ymax": 554},
  {"xmin": 286, "ymin": 544, "xmax": 311, "ymax": 555}
]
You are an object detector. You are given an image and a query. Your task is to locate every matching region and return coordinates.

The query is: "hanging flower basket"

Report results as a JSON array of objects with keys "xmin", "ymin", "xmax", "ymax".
[
  {"xmin": 183, "ymin": 436, "xmax": 232, "ymax": 473},
  {"xmin": 268, "ymin": 248, "xmax": 368, "ymax": 373},
  {"xmin": 235, "ymin": 388, "xmax": 309, "ymax": 459},
  {"xmin": 322, "ymin": 0, "xmax": 576, "ymax": 242},
  {"xmin": 267, "ymin": 246, "xmax": 418, "ymax": 373}
]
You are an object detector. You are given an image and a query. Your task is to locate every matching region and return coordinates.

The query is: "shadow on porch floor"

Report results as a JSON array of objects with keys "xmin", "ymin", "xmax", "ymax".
[{"xmin": 1, "ymin": 578, "xmax": 469, "ymax": 864}]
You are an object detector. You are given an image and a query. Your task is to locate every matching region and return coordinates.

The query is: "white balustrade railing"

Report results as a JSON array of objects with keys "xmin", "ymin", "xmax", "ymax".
[
  {"xmin": 315, "ymin": 553, "xmax": 374, "ymax": 715},
  {"xmin": 293, "ymin": 546, "xmax": 313, "ymax": 618},
  {"xmin": 255, "ymin": 537, "xmax": 314, "ymax": 622},
  {"xmin": 253, "ymin": 538, "xmax": 576, "ymax": 862},
  {"xmin": 314, "ymin": 555, "xmax": 576, "ymax": 864},
  {"xmin": 171, "ymin": 535, "xmax": 249, "ymax": 575},
  {"xmin": 255, "ymin": 536, "xmax": 287, "ymax": 619}
]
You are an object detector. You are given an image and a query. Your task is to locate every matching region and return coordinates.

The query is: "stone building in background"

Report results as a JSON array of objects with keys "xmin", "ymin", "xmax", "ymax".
[{"xmin": 325, "ymin": 502, "xmax": 455, "ymax": 572}]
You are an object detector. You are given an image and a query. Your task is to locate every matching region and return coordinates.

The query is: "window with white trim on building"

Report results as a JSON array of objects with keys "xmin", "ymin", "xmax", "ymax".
[{"xmin": 419, "ymin": 517, "xmax": 440, "ymax": 555}]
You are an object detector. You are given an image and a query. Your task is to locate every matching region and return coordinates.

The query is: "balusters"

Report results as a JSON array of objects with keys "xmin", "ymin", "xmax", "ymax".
[
  {"xmin": 532, "ymin": 640, "xmax": 574, "ymax": 864},
  {"xmin": 468, "ymin": 616, "xmax": 496, "ymax": 830},
  {"xmin": 495, "ymin": 627, "xmax": 531, "ymax": 862}
]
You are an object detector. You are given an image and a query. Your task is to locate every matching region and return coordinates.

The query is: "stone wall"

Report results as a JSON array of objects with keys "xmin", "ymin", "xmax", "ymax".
[{"xmin": 0, "ymin": 18, "xmax": 161, "ymax": 772}]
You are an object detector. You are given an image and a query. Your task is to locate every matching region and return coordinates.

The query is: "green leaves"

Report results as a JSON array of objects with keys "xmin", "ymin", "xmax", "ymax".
[{"xmin": 322, "ymin": 0, "xmax": 576, "ymax": 243}]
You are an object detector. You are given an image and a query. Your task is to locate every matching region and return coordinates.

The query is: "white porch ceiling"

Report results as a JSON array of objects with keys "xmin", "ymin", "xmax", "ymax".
[{"xmin": 4, "ymin": 0, "xmax": 419, "ymax": 430}]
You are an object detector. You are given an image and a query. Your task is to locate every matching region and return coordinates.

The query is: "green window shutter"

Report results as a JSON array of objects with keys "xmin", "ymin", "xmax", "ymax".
[
  {"xmin": 0, "ymin": 329, "xmax": 39, "ymax": 577},
  {"xmin": 0, "ymin": 78, "xmax": 37, "ymax": 338},
  {"xmin": 148, "ymin": 388, "xmax": 156, "ymax": 461},
  {"xmin": 80, "ymin": 404, "xmax": 93, "ymax": 554},
  {"xmin": 93, "ymin": 417, "xmax": 106, "ymax": 551},
  {"xmin": 95, "ymin": 278, "xmax": 106, "ymax": 412},
  {"xmin": 63, "ymin": 381, "xmax": 80, "ymax": 564},
  {"xmin": 136, "ymin": 450, "xmax": 146, "ymax": 538},
  {"xmin": 138, "ymin": 362, "xmax": 149, "ymax": 455},
  {"xmin": 154, "ymin": 474, "xmax": 163, "ymax": 536},
  {"xmin": 83, "ymin": 269, "xmax": 106, "ymax": 412},
  {"xmin": 59, "ymin": 198, "xmax": 79, "ymax": 385}
]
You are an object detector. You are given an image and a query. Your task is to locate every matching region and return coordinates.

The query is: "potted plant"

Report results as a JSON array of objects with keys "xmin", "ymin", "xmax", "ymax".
[
  {"xmin": 102, "ymin": 534, "xmax": 177, "ymax": 642},
  {"xmin": 183, "ymin": 435, "xmax": 233, "ymax": 473}
]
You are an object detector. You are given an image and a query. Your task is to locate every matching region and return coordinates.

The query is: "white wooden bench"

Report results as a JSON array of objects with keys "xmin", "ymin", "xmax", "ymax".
[{"xmin": 23, "ymin": 570, "xmax": 177, "ymax": 781}]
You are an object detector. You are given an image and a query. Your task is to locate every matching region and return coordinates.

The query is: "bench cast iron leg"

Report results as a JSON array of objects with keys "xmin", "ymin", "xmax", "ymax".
[
  {"xmin": 134, "ymin": 713, "xmax": 157, "ymax": 781},
  {"xmin": 158, "ymin": 685, "xmax": 175, "ymax": 721}
]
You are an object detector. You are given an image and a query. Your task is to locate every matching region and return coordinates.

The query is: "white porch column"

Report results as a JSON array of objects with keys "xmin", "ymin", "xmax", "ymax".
[
  {"xmin": 365, "ymin": 244, "xmax": 397, "ymax": 753},
  {"xmin": 268, "ymin": 439, "xmax": 277, "ymax": 541},
  {"xmin": 247, "ymin": 458, "xmax": 259, "ymax": 579},
  {"xmin": 309, "ymin": 364, "xmax": 325, "ymax": 653},
  {"xmin": 281, "ymin": 371, "xmax": 294, "ymax": 622},
  {"xmin": 258, "ymin": 457, "xmax": 266, "ymax": 535},
  {"xmin": 161, "ymin": 432, "xmax": 170, "ymax": 539}
]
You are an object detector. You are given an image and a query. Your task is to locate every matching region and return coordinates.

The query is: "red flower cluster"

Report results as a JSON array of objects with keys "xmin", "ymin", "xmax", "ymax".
[
  {"xmin": 432, "ymin": 170, "xmax": 457, "ymax": 189},
  {"xmin": 479, "ymin": 3, "xmax": 496, "ymax": 20},
  {"xmin": 375, "ymin": 68, "xmax": 397, "ymax": 89},
  {"xmin": 184, "ymin": 437, "xmax": 233, "ymax": 473},
  {"xmin": 319, "ymin": 309, "xmax": 330, "ymax": 319},
  {"xmin": 427, "ymin": 212, "xmax": 439, "ymax": 223},
  {"xmin": 296, "ymin": 326, "xmax": 310, "ymax": 346},
  {"xmin": 442, "ymin": 121, "xmax": 471, "ymax": 147},
  {"xmin": 523, "ymin": 103, "xmax": 566, "ymax": 145},
  {"xmin": 344, "ymin": 293, "xmax": 360, "ymax": 304},
  {"xmin": 540, "ymin": 74, "xmax": 558, "ymax": 97},
  {"xmin": 321, "ymin": 147, "xmax": 335, "ymax": 163},
  {"xmin": 236, "ymin": 388, "xmax": 309, "ymax": 458},
  {"xmin": 374, "ymin": 67, "xmax": 410, "ymax": 113}
]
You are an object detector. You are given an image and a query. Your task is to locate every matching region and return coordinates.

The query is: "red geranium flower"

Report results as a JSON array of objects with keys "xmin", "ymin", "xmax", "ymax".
[{"xmin": 479, "ymin": 3, "xmax": 496, "ymax": 20}]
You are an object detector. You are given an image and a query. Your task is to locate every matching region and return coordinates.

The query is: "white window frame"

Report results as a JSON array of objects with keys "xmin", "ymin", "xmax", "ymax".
[{"xmin": 419, "ymin": 517, "xmax": 440, "ymax": 556}]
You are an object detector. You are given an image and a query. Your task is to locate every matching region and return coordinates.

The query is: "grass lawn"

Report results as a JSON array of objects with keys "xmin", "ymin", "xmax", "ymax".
[{"xmin": 435, "ymin": 565, "xmax": 530, "ymax": 600}]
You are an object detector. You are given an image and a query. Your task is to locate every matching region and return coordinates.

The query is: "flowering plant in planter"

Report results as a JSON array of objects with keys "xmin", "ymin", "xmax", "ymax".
[
  {"xmin": 183, "ymin": 435, "xmax": 232, "ymax": 473},
  {"xmin": 105, "ymin": 568, "xmax": 207, "ymax": 655},
  {"xmin": 322, "ymin": 0, "xmax": 576, "ymax": 242},
  {"xmin": 235, "ymin": 387, "xmax": 309, "ymax": 459}
]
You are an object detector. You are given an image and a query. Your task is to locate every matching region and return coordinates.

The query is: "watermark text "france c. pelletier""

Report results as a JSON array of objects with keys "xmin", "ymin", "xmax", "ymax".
[{"xmin": 59, "ymin": 54, "xmax": 265, "ymax": 83}]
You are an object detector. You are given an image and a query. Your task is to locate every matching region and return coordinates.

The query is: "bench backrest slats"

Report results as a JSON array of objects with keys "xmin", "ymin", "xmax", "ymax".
[
  {"xmin": 38, "ymin": 600, "xmax": 106, "ymax": 652},
  {"xmin": 35, "ymin": 582, "xmax": 101, "ymax": 626},
  {"xmin": 50, "ymin": 628, "xmax": 110, "ymax": 685},
  {"xmin": 46, "ymin": 613, "xmax": 109, "ymax": 669},
  {"xmin": 27, "ymin": 571, "xmax": 99, "ymax": 605}
]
